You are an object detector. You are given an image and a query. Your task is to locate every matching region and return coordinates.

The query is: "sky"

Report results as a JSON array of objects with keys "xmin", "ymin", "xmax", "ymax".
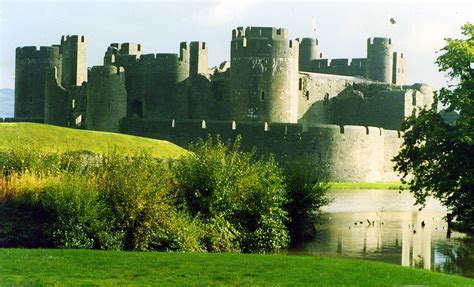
[{"xmin": 0, "ymin": 0, "xmax": 472, "ymax": 90}]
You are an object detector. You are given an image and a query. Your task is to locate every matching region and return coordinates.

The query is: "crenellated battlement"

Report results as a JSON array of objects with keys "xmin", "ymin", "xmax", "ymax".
[
  {"xmin": 308, "ymin": 58, "xmax": 367, "ymax": 78},
  {"xmin": 368, "ymin": 37, "xmax": 392, "ymax": 46},
  {"xmin": 16, "ymin": 46, "xmax": 61, "ymax": 60},
  {"xmin": 231, "ymin": 26, "xmax": 297, "ymax": 58},
  {"xmin": 121, "ymin": 118, "xmax": 404, "ymax": 139},
  {"xmin": 232, "ymin": 27, "xmax": 289, "ymax": 40},
  {"xmin": 137, "ymin": 53, "xmax": 184, "ymax": 66},
  {"xmin": 89, "ymin": 65, "xmax": 124, "ymax": 77},
  {"xmin": 61, "ymin": 35, "xmax": 86, "ymax": 45},
  {"xmin": 108, "ymin": 42, "xmax": 142, "ymax": 55}
]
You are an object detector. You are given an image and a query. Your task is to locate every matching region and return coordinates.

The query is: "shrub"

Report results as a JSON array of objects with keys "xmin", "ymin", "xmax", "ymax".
[
  {"xmin": 0, "ymin": 171, "xmax": 121, "ymax": 249},
  {"xmin": 96, "ymin": 153, "xmax": 202, "ymax": 251},
  {"xmin": 173, "ymin": 137, "xmax": 289, "ymax": 253},
  {"xmin": 282, "ymin": 157, "xmax": 330, "ymax": 244},
  {"xmin": 40, "ymin": 174, "xmax": 123, "ymax": 250}
]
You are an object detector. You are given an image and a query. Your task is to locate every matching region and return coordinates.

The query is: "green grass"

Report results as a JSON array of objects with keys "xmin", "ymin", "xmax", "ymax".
[
  {"xmin": 0, "ymin": 249, "xmax": 472, "ymax": 286},
  {"xmin": 328, "ymin": 182, "xmax": 404, "ymax": 190},
  {"xmin": 0, "ymin": 122, "xmax": 187, "ymax": 158}
]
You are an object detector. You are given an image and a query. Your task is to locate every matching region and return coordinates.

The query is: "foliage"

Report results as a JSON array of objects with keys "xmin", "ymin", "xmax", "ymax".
[
  {"xmin": 0, "ymin": 136, "xmax": 328, "ymax": 252},
  {"xmin": 95, "ymin": 153, "xmax": 203, "ymax": 251},
  {"xmin": 173, "ymin": 137, "xmax": 289, "ymax": 253},
  {"xmin": 0, "ymin": 171, "xmax": 121, "ymax": 249},
  {"xmin": 393, "ymin": 23, "xmax": 474, "ymax": 232},
  {"xmin": 282, "ymin": 157, "xmax": 330, "ymax": 243}
]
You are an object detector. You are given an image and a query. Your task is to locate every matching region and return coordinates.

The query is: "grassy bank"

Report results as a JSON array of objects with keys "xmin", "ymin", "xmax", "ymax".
[
  {"xmin": 1, "ymin": 249, "xmax": 472, "ymax": 286},
  {"xmin": 329, "ymin": 182, "xmax": 403, "ymax": 190},
  {"xmin": 0, "ymin": 123, "xmax": 187, "ymax": 158}
]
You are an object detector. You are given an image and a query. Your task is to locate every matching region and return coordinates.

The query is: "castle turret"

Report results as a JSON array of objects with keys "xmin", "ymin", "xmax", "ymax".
[
  {"xmin": 86, "ymin": 65, "xmax": 127, "ymax": 132},
  {"xmin": 298, "ymin": 38, "xmax": 320, "ymax": 72},
  {"xmin": 229, "ymin": 27, "xmax": 299, "ymax": 123},
  {"xmin": 392, "ymin": 52, "xmax": 406, "ymax": 85},
  {"xmin": 60, "ymin": 35, "xmax": 87, "ymax": 88},
  {"xmin": 14, "ymin": 46, "xmax": 62, "ymax": 119},
  {"xmin": 367, "ymin": 37, "xmax": 393, "ymax": 84},
  {"xmin": 189, "ymin": 41, "xmax": 208, "ymax": 75}
]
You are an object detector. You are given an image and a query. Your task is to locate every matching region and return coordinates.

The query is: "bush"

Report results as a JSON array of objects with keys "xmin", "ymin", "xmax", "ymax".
[
  {"xmin": 0, "ymin": 171, "xmax": 121, "ymax": 249},
  {"xmin": 0, "ymin": 140, "xmax": 329, "ymax": 252},
  {"xmin": 173, "ymin": 138, "xmax": 289, "ymax": 253},
  {"xmin": 282, "ymin": 157, "xmax": 330, "ymax": 244},
  {"xmin": 95, "ymin": 153, "xmax": 204, "ymax": 251}
]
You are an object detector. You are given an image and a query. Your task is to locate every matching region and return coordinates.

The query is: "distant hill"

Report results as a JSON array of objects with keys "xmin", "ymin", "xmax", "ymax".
[
  {"xmin": 0, "ymin": 88, "xmax": 14, "ymax": 118},
  {"xmin": 0, "ymin": 123, "xmax": 188, "ymax": 159}
]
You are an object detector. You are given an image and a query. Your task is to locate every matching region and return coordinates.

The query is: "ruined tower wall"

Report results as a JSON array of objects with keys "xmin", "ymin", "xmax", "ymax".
[
  {"xmin": 392, "ymin": 52, "xmax": 406, "ymax": 85},
  {"xmin": 297, "ymin": 72, "xmax": 365, "ymax": 123},
  {"xmin": 104, "ymin": 42, "xmax": 142, "ymax": 67},
  {"xmin": 190, "ymin": 41, "xmax": 208, "ymax": 75},
  {"xmin": 86, "ymin": 65, "xmax": 127, "ymax": 132},
  {"xmin": 229, "ymin": 27, "xmax": 299, "ymax": 123},
  {"xmin": 44, "ymin": 67, "xmax": 69, "ymax": 126},
  {"xmin": 14, "ymin": 46, "xmax": 62, "ymax": 119},
  {"xmin": 60, "ymin": 35, "xmax": 87, "ymax": 88}
]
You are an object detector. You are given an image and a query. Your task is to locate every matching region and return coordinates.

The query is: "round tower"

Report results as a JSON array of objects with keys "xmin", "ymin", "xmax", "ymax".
[
  {"xmin": 86, "ymin": 65, "xmax": 127, "ymax": 132},
  {"xmin": 14, "ymin": 46, "xmax": 62, "ymax": 119},
  {"xmin": 298, "ymin": 38, "xmax": 320, "ymax": 72},
  {"xmin": 366, "ymin": 37, "xmax": 393, "ymax": 84},
  {"xmin": 229, "ymin": 27, "xmax": 299, "ymax": 123}
]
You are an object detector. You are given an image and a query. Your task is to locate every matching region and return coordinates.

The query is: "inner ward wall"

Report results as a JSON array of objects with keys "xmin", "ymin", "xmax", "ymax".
[
  {"xmin": 120, "ymin": 118, "xmax": 402, "ymax": 182},
  {"xmin": 297, "ymin": 72, "xmax": 369, "ymax": 124}
]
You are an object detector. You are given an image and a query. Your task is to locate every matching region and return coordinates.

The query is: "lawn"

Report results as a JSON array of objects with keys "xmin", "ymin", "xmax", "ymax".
[
  {"xmin": 0, "ymin": 122, "xmax": 187, "ymax": 158},
  {"xmin": 0, "ymin": 249, "xmax": 472, "ymax": 286},
  {"xmin": 328, "ymin": 182, "xmax": 404, "ymax": 190}
]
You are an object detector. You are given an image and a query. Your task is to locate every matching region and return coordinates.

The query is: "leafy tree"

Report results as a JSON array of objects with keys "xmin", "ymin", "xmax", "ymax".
[{"xmin": 393, "ymin": 23, "xmax": 474, "ymax": 232}]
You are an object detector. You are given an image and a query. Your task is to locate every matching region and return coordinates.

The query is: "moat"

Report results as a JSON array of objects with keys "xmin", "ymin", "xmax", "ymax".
[{"xmin": 291, "ymin": 189, "xmax": 474, "ymax": 278}]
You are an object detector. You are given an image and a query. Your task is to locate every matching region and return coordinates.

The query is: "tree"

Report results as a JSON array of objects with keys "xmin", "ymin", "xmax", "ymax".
[{"xmin": 393, "ymin": 23, "xmax": 474, "ymax": 232}]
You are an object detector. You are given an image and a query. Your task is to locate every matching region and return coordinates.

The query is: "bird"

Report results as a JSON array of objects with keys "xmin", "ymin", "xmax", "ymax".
[
  {"xmin": 421, "ymin": 221, "xmax": 426, "ymax": 228},
  {"xmin": 390, "ymin": 18, "xmax": 397, "ymax": 25},
  {"xmin": 413, "ymin": 230, "xmax": 417, "ymax": 234}
]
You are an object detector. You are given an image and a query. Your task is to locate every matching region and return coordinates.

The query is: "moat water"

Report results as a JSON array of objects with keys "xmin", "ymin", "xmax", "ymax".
[{"xmin": 290, "ymin": 189, "xmax": 474, "ymax": 278}]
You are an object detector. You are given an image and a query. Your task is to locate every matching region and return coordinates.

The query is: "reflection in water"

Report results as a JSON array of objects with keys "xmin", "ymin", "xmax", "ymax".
[{"xmin": 290, "ymin": 189, "xmax": 473, "ymax": 278}]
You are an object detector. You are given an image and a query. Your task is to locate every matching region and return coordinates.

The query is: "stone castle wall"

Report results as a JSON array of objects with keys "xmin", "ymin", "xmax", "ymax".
[{"xmin": 120, "ymin": 118, "xmax": 402, "ymax": 182}]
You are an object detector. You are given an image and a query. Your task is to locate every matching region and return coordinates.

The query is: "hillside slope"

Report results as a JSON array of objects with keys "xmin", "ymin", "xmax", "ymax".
[{"xmin": 0, "ymin": 123, "xmax": 187, "ymax": 158}]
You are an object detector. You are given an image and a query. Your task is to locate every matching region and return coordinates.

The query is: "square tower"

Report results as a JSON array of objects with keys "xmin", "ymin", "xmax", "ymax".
[{"xmin": 60, "ymin": 35, "xmax": 87, "ymax": 88}]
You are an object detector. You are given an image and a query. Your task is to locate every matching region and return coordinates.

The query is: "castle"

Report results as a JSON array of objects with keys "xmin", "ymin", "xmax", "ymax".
[{"xmin": 8, "ymin": 26, "xmax": 435, "ymax": 182}]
